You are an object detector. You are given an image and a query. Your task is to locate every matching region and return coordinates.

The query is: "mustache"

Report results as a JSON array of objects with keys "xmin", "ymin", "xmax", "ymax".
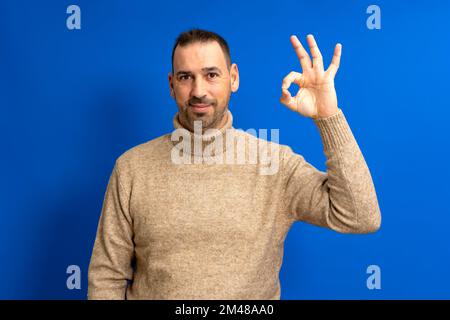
[{"xmin": 188, "ymin": 96, "xmax": 216, "ymax": 106}]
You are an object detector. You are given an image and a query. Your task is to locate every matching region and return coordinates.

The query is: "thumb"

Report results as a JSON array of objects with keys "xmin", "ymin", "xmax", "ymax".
[{"xmin": 280, "ymin": 88, "xmax": 297, "ymax": 112}]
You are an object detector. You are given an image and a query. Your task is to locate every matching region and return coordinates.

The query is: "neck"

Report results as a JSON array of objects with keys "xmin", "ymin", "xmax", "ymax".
[
  {"xmin": 171, "ymin": 109, "xmax": 234, "ymax": 158},
  {"xmin": 180, "ymin": 111, "xmax": 229, "ymax": 134}
]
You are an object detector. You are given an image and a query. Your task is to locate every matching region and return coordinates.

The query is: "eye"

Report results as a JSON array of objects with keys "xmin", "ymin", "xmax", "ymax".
[
  {"xmin": 179, "ymin": 75, "xmax": 191, "ymax": 81},
  {"xmin": 208, "ymin": 72, "xmax": 219, "ymax": 79}
]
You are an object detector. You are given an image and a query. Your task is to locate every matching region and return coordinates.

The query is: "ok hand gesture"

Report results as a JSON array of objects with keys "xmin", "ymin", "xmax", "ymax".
[{"xmin": 280, "ymin": 34, "xmax": 342, "ymax": 119}]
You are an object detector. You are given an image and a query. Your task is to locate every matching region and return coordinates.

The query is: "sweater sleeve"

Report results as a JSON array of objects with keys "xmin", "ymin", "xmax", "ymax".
[
  {"xmin": 281, "ymin": 109, "xmax": 381, "ymax": 234},
  {"xmin": 87, "ymin": 162, "xmax": 135, "ymax": 299}
]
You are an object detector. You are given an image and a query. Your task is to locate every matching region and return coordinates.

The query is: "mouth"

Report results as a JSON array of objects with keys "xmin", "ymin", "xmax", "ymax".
[{"xmin": 189, "ymin": 103, "xmax": 212, "ymax": 113}]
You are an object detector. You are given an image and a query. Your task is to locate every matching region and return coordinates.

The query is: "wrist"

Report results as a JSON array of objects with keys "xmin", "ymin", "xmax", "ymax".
[{"xmin": 314, "ymin": 107, "xmax": 340, "ymax": 119}]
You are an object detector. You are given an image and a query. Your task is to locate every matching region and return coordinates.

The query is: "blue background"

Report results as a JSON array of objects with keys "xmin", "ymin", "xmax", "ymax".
[{"xmin": 1, "ymin": 0, "xmax": 449, "ymax": 299}]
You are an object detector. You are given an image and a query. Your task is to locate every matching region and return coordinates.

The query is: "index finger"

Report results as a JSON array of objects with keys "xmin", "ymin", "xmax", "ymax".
[{"xmin": 290, "ymin": 35, "xmax": 312, "ymax": 71}]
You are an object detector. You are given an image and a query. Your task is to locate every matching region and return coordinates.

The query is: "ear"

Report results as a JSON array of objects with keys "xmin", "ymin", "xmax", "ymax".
[
  {"xmin": 168, "ymin": 72, "xmax": 175, "ymax": 98},
  {"xmin": 230, "ymin": 63, "xmax": 239, "ymax": 93}
]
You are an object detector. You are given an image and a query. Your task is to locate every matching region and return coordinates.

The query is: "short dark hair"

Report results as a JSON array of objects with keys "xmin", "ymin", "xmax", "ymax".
[{"xmin": 171, "ymin": 29, "xmax": 231, "ymax": 73}]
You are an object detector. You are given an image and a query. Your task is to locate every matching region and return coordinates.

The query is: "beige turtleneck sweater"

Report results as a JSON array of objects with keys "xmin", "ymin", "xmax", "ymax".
[{"xmin": 87, "ymin": 108, "xmax": 381, "ymax": 300}]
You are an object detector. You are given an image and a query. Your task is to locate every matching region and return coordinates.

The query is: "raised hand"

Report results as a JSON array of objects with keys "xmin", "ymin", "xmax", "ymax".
[{"xmin": 280, "ymin": 34, "xmax": 342, "ymax": 119}]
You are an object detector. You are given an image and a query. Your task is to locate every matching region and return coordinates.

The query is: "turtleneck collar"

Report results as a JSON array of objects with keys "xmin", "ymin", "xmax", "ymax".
[{"xmin": 171, "ymin": 109, "xmax": 234, "ymax": 158}]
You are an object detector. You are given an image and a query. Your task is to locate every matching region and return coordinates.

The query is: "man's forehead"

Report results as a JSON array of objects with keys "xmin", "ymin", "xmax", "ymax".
[{"xmin": 173, "ymin": 41, "xmax": 228, "ymax": 71}]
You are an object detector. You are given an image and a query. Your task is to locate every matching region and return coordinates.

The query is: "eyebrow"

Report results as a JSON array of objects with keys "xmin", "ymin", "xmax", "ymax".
[
  {"xmin": 175, "ymin": 66, "xmax": 223, "ymax": 76},
  {"xmin": 202, "ymin": 67, "xmax": 222, "ymax": 74}
]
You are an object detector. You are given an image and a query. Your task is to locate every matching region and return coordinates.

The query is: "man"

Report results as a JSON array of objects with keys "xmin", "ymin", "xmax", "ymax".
[{"xmin": 88, "ymin": 29, "xmax": 381, "ymax": 300}]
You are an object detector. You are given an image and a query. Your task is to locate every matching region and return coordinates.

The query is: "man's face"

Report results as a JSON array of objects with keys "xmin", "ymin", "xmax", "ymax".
[{"xmin": 169, "ymin": 41, "xmax": 239, "ymax": 132}]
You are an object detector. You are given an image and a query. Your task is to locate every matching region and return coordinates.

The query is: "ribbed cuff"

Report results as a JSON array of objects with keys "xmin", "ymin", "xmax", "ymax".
[{"xmin": 313, "ymin": 108, "xmax": 354, "ymax": 151}]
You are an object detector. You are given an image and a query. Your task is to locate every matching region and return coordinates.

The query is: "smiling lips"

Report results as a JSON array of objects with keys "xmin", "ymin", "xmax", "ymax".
[{"xmin": 189, "ymin": 103, "xmax": 212, "ymax": 113}]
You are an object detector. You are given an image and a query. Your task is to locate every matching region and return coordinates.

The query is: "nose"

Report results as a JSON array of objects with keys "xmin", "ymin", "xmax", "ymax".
[{"xmin": 190, "ymin": 77, "xmax": 207, "ymax": 98}]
